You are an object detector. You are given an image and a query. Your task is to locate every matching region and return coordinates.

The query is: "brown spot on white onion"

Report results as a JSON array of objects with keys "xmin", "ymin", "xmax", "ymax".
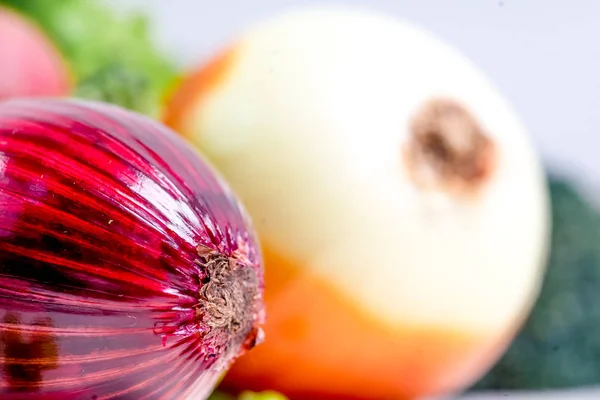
[{"xmin": 403, "ymin": 98, "xmax": 497, "ymax": 197}]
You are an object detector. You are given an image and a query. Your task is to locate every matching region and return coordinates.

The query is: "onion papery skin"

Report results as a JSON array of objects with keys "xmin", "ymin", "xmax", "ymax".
[{"xmin": 0, "ymin": 98, "xmax": 264, "ymax": 400}]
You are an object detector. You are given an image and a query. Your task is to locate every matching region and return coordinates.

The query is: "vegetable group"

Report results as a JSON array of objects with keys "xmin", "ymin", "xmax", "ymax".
[
  {"xmin": 0, "ymin": 0, "xmax": 178, "ymax": 116},
  {"xmin": 164, "ymin": 7, "xmax": 550, "ymax": 400},
  {"xmin": 0, "ymin": 98, "xmax": 264, "ymax": 399},
  {"xmin": 0, "ymin": 5, "xmax": 70, "ymax": 99}
]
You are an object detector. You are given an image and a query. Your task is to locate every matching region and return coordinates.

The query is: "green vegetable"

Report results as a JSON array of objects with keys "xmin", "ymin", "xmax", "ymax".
[
  {"xmin": 0, "ymin": 0, "xmax": 178, "ymax": 116},
  {"xmin": 208, "ymin": 392, "xmax": 235, "ymax": 400},
  {"xmin": 74, "ymin": 63, "xmax": 159, "ymax": 116},
  {"xmin": 471, "ymin": 175, "xmax": 600, "ymax": 390},
  {"xmin": 238, "ymin": 391, "xmax": 289, "ymax": 400},
  {"xmin": 209, "ymin": 391, "xmax": 288, "ymax": 400}
]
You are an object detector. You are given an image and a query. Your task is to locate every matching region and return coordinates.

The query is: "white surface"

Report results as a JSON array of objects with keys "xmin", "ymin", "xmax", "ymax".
[{"xmin": 101, "ymin": 1, "xmax": 600, "ymax": 399}]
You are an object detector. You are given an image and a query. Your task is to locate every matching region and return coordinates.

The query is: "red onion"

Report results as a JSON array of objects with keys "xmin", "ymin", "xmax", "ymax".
[{"xmin": 0, "ymin": 98, "xmax": 265, "ymax": 399}]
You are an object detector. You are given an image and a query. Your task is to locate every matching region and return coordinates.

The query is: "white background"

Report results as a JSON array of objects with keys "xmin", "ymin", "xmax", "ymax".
[{"xmin": 102, "ymin": 1, "xmax": 600, "ymax": 398}]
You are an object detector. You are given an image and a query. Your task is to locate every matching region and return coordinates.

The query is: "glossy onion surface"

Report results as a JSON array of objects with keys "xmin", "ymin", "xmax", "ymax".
[{"xmin": 0, "ymin": 98, "xmax": 264, "ymax": 399}]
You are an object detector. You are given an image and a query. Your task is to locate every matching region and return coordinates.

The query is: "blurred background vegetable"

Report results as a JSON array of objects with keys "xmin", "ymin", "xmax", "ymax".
[
  {"xmin": 209, "ymin": 390, "xmax": 289, "ymax": 400},
  {"xmin": 471, "ymin": 176, "xmax": 600, "ymax": 391},
  {"xmin": 0, "ymin": 5, "xmax": 71, "ymax": 99},
  {"xmin": 0, "ymin": 0, "xmax": 178, "ymax": 116}
]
